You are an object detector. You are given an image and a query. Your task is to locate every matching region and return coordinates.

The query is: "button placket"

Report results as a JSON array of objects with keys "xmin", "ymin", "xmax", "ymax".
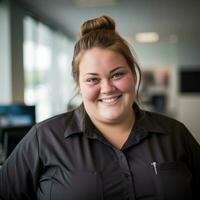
[{"xmin": 114, "ymin": 149, "xmax": 136, "ymax": 200}]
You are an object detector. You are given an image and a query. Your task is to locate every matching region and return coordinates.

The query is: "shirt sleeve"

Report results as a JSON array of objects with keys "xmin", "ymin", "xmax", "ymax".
[
  {"xmin": 183, "ymin": 125, "xmax": 200, "ymax": 200},
  {"xmin": 0, "ymin": 125, "xmax": 42, "ymax": 200}
]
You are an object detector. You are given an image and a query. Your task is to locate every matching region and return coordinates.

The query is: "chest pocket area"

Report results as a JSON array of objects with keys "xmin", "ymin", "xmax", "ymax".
[
  {"xmin": 37, "ymin": 167, "xmax": 103, "ymax": 200},
  {"xmin": 153, "ymin": 161, "xmax": 192, "ymax": 200}
]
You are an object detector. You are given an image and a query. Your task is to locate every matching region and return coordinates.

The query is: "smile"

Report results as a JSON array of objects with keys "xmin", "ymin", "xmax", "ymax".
[{"xmin": 99, "ymin": 95, "xmax": 122, "ymax": 104}]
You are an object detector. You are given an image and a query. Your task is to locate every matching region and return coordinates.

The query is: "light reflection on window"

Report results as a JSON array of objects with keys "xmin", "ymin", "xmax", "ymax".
[{"xmin": 23, "ymin": 16, "xmax": 75, "ymax": 122}]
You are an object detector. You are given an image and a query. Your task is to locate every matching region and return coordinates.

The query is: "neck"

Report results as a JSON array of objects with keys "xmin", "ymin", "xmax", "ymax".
[{"xmin": 91, "ymin": 110, "xmax": 135, "ymax": 149}]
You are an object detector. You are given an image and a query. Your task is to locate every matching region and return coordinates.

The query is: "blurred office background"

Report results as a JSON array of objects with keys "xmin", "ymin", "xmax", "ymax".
[{"xmin": 0, "ymin": 0, "xmax": 200, "ymax": 161}]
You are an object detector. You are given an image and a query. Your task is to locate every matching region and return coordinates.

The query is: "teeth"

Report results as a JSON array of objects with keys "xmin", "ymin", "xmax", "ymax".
[{"xmin": 101, "ymin": 96, "xmax": 118, "ymax": 103}]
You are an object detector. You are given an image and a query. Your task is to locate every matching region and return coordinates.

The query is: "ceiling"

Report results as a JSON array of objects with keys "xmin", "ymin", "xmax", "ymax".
[{"xmin": 16, "ymin": 0, "xmax": 200, "ymax": 43}]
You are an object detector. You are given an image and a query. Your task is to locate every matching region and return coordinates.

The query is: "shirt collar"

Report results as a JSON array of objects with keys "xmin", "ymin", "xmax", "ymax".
[
  {"xmin": 64, "ymin": 103, "xmax": 168, "ymax": 139},
  {"xmin": 134, "ymin": 103, "xmax": 169, "ymax": 135},
  {"xmin": 64, "ymin": 103, "xmax": 102, "ymax": 139},
  {"xmin": 122, "ymin": 104, "xmax": 168, "ymax": 150},
  {"xmin": 64, "ymin": 104, "xmax": 85, "ymax": 138}
]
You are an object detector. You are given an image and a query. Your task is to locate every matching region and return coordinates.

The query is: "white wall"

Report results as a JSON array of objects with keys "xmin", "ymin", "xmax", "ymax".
[{"xmin": 177, "ymin": 96, "xmax": 200, "ymax": 144}]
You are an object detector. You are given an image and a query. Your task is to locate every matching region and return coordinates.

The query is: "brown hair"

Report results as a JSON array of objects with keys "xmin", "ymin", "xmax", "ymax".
[{"xmin": 72, "ymin": 15, "xmax": 141, "ymax": 99}]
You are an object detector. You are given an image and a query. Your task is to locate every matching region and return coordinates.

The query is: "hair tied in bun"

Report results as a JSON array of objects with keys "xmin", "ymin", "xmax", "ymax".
[{"xmin": 80, "ymin": 15, "xmax": 116, "ymax": 37}]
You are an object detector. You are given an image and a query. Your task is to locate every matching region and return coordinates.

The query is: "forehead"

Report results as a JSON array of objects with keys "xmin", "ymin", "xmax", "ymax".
[{"xmin": 79, "ymin": 48, "xmax": 129, "ymax": 74}]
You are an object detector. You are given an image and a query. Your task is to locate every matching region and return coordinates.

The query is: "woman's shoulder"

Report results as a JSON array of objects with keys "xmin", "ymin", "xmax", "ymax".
[
  {"xmin": 32, "ymin": 105, "xmax": 85, "ymax": 136},
  {"xmin": 142, "ymin": 110, "xmax": 187, "ymax": 134},
  {"xmin": 35, "ymin": 111, "xmax": 71, "ymax": 129},
  {"xmin": 145, "ymin": 110, "xmax": 180, "ymax": 123}
]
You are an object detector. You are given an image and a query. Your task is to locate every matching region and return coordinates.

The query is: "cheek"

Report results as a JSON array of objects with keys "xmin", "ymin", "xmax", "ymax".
[
  {"xmin": 116, "ymin": 76, "xmax": 135, "ymax": 92},
  {"xmin": 80, "ymin": 84, "xmax": 100, "ymax": 101}
]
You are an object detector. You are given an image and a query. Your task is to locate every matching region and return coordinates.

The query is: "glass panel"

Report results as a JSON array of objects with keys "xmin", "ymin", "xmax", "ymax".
[{"xmin": 23, "ymin": 16, "xmax": 75, "ymax": 122}]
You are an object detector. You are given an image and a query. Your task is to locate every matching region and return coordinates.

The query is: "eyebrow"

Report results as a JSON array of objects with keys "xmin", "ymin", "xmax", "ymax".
[
  {"xmin": 83, "ymin": 73, "xmax": 98, "ymax": 77},
  {"xmin": 110, "ymin": 66, "xmax": 125, "ymax": 73},
  {"xmin": 83, "ymin": 66, "xmax": 126, "ymax": 77}
]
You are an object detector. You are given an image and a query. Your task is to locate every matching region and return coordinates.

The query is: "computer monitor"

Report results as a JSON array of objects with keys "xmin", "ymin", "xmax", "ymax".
[
  {"xmin": 0, "ymin": 104, "xmax": 36, "ymax": 127},
  {"xmin": 0, "ymin": 104, "xmax": 35, "ymax": 163},
  {"xmin": 179, "ymin": 68, "xmax": 200, "ymax": 93}
]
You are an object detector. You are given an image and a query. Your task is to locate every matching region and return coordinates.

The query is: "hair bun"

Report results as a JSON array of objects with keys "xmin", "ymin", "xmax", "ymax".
[{"xmin": 80, "ymin": 16, "xmax": 115, "ymax": 37}]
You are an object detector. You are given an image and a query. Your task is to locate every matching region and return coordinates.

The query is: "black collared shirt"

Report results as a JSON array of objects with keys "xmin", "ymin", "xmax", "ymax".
[{"xmin": 0, "ymin": 104, "xmax": 200, "ymax": 200}]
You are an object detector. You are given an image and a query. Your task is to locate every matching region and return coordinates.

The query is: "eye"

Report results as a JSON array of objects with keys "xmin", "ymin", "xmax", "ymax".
[
  {"xmin": 111, "ymin": 72, "xmax": 125, "ymax": 80},
  {"xmin": 86, "ymin": 78, "xmax": 100, "ymax": 84}
]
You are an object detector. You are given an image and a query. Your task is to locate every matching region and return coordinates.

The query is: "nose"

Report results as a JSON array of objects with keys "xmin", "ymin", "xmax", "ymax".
[{"xmin": 101, "ymin": 79, "xmax": 116, "ymax": 94}]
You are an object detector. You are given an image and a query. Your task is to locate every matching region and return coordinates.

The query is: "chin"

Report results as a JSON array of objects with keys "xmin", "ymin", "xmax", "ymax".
[{"xmin": 100, "ymin": 112, "xmax": 124, "ymax": 123}]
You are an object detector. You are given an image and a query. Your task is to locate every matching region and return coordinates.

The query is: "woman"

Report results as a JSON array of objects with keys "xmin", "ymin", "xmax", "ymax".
[{"xmin": 0, "ymin": 16, "xmax": 199, "ymax": 200}]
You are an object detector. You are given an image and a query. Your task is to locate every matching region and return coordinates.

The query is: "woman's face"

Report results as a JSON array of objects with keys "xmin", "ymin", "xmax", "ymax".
[{"xmin": 79, "ymin": 47, "xmax": 136, "ymax": 124}]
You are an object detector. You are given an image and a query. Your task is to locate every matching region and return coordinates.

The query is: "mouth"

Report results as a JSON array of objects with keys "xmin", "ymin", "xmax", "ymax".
[{"xmin": 99, "ymin": 95, "xmax": 122, "ymax": 104}]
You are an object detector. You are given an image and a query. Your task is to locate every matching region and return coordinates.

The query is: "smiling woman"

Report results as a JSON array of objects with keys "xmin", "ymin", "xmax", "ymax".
[
  {"xmin": 79, "ymin": 48, "xmax": 135, "ymax": 123},
  {"xmin": 0, "ymin": 15, "xmax": 200, "ymax": 200},
  {"xmin": 78, "ymin": 48, "xmax": 136, "ymax": 148}
]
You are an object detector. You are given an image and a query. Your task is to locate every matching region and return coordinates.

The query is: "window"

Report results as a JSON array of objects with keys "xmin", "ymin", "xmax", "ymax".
[{"xmin": 23, "ymin": 16, "xmax": 75, "ymax": 122}]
